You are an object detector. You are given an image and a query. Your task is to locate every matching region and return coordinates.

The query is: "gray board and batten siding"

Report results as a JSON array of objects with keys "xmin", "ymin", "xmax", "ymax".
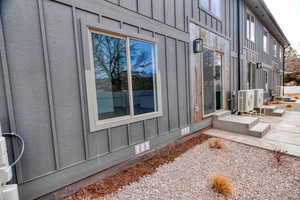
[{"xmin": 0, "ymin": 0, "xmax": 287, "ymax": 199}]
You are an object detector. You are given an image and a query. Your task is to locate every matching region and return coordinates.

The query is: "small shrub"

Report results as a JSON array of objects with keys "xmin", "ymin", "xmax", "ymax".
[
  {"xmin": 271, "ymin": 148, "xmax": 287, "ymax": 166},
  {"xmin": 286, "ymin": 104, "xmax": 293, "ymax": 108},
  {"xmin": 209, "ymin": 139, "xmax": 225, "ymax": 149},
  {"xmin": 211, "ymin": 174, "xmax": 233, "ymax": 196}
]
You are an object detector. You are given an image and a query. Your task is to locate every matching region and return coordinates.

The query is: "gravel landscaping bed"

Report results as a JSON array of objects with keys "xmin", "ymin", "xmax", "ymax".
[
  {"xmin": 65, "ymin": 134, "xmax": 210, "ymax": 200},
  {"xmin": 276, "ymin": 102, "xmax": 300, "ymax": 112},
  {"xmin": 105, "ymin": 139, "xmax": 300, "ymax": 200}
]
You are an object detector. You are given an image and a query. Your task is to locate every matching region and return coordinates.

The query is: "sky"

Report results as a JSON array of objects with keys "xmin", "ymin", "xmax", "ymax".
[{"xmin": 264, "ymin": 0, "xmax": 300, "ymax": 52}]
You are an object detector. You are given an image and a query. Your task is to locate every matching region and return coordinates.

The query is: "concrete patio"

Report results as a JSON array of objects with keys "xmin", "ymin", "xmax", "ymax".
[{"xmin": 205, "ymin": 111, "xmax": 300, "ymax": 157}]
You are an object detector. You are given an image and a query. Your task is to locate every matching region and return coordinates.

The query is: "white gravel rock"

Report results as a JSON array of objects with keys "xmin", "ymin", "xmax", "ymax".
[{"xmin": 105, "ymin": 139, "xmax": 300, "ymax": 200}]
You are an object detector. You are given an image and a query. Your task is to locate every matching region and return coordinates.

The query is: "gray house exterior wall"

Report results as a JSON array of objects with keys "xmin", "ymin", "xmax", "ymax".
[{"xmin": 0, "ymin": 0, "xmax": 288, "ymax": 199}]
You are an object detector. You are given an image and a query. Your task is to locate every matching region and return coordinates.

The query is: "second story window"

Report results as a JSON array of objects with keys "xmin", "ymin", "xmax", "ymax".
[
  {"xmin": 200, "ymin": 0, "xmax": 221, "ymax": 18},
  {"xmin": 274, "ymin": 40, "xmax": 277, "ymax": 57},
  {"xmin": 279, "ymin": 47, "xmax": 282, "ymax": 60},
  {"xmin": 263, "ymin": 29, "xmax": 268, "ymax": 53},
  {"xmin": 246, "ymin": 12, "xmax": 255, "ymax": 42}
]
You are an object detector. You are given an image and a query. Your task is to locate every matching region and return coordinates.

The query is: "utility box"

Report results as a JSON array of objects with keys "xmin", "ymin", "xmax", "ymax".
[{"xmin": 0, "ymin": 125, "xmax": 19, "ymax": 200}]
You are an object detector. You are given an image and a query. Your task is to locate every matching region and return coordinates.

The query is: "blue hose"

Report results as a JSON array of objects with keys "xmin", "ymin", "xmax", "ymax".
[{"xmin": 2, "ymin": 133, "xmax": 25, "ymax": 167}]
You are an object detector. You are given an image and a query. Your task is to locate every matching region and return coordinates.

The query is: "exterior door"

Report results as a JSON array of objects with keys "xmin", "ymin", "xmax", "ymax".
[{"xmin": 203, "ymin": 50, "xmax": 223, "ymax": 116}]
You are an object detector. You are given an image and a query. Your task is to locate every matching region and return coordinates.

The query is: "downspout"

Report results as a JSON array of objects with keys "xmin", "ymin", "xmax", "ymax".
[
  {"xmin": 237, "ymin": 0, "xmax": 241, "ymax": 91},
  {"xmin": 282, "ymin": 46, "xmax": 288, "ymax": 96},
  {"xmin": 234, "ymin": 0, "xmax": 241, "ymax": 114}
]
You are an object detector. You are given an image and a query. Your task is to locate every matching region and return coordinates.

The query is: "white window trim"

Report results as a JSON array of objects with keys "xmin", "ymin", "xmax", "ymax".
[{"xmin": 82, "ymin": 22, "xmax": 163, "ymax": 132}]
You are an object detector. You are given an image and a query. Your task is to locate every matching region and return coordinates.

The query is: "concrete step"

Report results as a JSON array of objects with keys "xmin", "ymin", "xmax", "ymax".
[
  {"xmin": 262, "ymin": 105, "xmax": 278, "ymax": 115},
  {"xmin": 249, "ymin": 123, "xmax": 271, "ymax": 137},
  {"xmin": 213, "ymin": 111, "xmax": 231, "ymax": 119},
  {"xmin": 285, "ymin": 98, "xmax": 297, "ymax": 102},
  {"xmin": 213, "ymin": 115, "xmax": 259, "ymax": 135},
  {"xmin": 278, "ymin": 96, "xmax": 292, "ymax": 101},
  {"xmin": 272, "ymin": 109, "xmax": 285, "ymax": 117}
]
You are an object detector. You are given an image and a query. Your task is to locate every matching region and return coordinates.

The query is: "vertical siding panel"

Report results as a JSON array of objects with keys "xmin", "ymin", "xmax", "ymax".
[
  {"xmin": 0, "ymin": 57, "xmax": 9, "ymax": 132},
  {"xmin": 44, "ymin": 1, "xmax": 85, "ymax": 167},
  {"xmin": 185, "ymin": 42, "xmax": 191, "ymax": 124},
  {"xmin": 88, "ymin": 131, "xmax": 109, "ymax": 158},
  {"xmin": 166, "ymin": 37, "xmax": 179, "ymax": 130},
  {"xmin": 129, "ymin": 122, "xmax": 144, "ymax": 144},
  {"xmin": 72, "ymin": 7, "xmax": 89, "ymax": 160},
  {"xmin": 138, "ymin": 0, "xmax": 152, "ymax": 18},
  {"xmin": 156, "ymin": 34, "xmax": 169, "ymax": 134},
  {"xmin": 152, "ymin": 0, "xmax": 165, "ymax": 22},
  {"xmin": 184, "ymin": 0, "xmax": 192, "ymax": 31},
  {"xmin": 165, "ymin": 0, "xmax": 175, "ymax": 27},
  {"xmin": 176, "ymin": 41, "xmax": 188, "ymax": 127},
  {"xmin": 75, "ymin": 9, "xmax": 99, "ymax": 159},
  {"xmin": 175, "ymin": 0, "xmax": 185, "ymax": 31},
  {"xmin": 110, "ymin": 125, "xmax": 128, "ymax": 151},
  {"xmin": 145, "ymin": 118, "xmax": 158, "ymax": 139},
  {"xmin": 1, "ymin": 0, "xmax": 57, "ymax": 181},
  {"xmin": 193, "ymin": 0, "xmax": 199, "ymax": 21},
  {"xmin": 120, "ymin": 0, "xmax": 138, "ymax": 12}
]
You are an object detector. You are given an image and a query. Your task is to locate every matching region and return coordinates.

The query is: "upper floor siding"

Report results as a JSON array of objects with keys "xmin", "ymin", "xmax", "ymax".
[{"xmin": 105, "ymin": 0, "xmax": 233, "ymax": 38}]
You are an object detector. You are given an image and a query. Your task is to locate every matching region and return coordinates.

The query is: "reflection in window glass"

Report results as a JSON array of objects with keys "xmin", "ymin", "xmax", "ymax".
[
  {"xmin": 200, "ymin": 0, "xmax": 209, "ymax": 10},
  {"xmin": 263, "ymin": 30, "xmax": 268, "ymax": 53},
  {"xmin": 211, "ymin": 0, "xmax": 221, "ymax": 18},
  {"xmin": 91, "ymin": 33, "xmax": 130, "ymax": 120},
  {"xmin": 274, "ymin": 41, "xmax": 277, "ymax": 57},
  {"xmin": 246, "ymin": 15, "xmax": 251, "ymax": 40},
  {"xmin": 130, "ymin": 39, "xmax": 156, "ymax": 115},
  {"xmin": 250, "ymin": 16, "xmax": 255, "ymax": 42}
]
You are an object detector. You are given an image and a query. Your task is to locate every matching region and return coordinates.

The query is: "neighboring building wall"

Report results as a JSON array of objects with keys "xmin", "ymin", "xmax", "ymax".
[{"xmin": 241, "ymin": 1, "xmax": 284, "ymax": 99}]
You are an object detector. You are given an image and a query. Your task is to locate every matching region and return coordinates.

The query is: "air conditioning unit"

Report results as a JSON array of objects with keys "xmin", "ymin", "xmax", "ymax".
[
  {"xmin": 238, "ymin": 90, "xmax": 254, "ymax": 113},
  {"xmin": 253, "ymin": 89, "xmax": 264, "ymax": 108},
  {"xmin": 276, "ymin": 86, "xmax": 283, "ymax": 97}
]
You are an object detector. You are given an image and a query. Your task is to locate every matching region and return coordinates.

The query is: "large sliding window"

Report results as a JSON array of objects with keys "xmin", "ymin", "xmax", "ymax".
[
  {"xmin": 200, "ymin": 0, "xmax": 221, "ymax": 18},
  {"xmin": 86, "ymin": 29, "xmax": 162, "ymax": 131}
]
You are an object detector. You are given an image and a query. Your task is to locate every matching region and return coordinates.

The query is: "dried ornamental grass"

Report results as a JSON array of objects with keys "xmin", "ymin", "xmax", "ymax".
[
  {"xmin": 211, "ymin": 174, "xmax": 233, "ymax": 197},
  {"xmin": 209, "ymin": 139, "xmax": 225, "ymax": 149}
]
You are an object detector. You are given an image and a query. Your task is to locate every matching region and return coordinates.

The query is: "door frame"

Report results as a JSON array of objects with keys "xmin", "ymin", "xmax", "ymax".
[{"xmin": 202, "ymin": 49, "xmax": 225, "ymax": 118}]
